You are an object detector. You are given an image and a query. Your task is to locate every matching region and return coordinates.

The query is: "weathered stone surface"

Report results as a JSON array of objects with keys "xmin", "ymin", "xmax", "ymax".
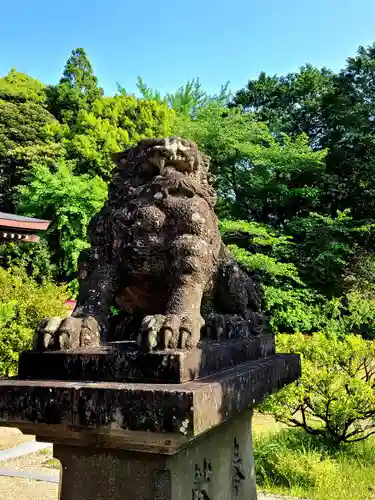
[
  {"xmin": 54, "ymin": 408, "xmax": 257, "ymax": 500},
  {"xmin": 0, "ymin": 354, "xmax": 300, "ymax": 453},
  {"xmin": 18, "ymin": 334, "xmax": 275, "ymax": 383},
  {"xmin": 35, "ymin": 136, "xmax": 267, "ymax": 352}
]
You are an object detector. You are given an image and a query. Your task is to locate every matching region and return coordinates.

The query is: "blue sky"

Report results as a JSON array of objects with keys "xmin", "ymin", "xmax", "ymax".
[{"xmin": 2, "ymin": 0, "xmax": 375, "ymax": 97}]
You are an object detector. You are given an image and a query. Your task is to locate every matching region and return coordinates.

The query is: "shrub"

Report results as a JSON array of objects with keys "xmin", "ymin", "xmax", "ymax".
[
  {"xmin": 0, "ymin": 266, "xmax": 68, "ymax": 376},
  {"xmin": 260, "ymin": 332, "xmax": 375, "ymax": 444},
  {"xmin": 0, "ymin": 238, "xmax": 55, "ymax": 284}
]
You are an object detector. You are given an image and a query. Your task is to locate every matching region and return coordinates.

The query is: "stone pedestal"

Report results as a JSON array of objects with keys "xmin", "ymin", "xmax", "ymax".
[
  {"xmin": 54, "ymin": 409, "xmax": 255, "ymax": 500},
  {"xmin": 0, "ymin": 339, "xmax": 300, "ymax": 500}
]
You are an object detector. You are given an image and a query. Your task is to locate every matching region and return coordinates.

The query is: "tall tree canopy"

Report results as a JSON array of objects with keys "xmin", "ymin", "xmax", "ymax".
[
  {"xmin": 174, "ymin": 103, "xmax": 326, "ymax": 225},
  {"xmin": 47, "ymin": 48, "xmax": 104, "ymax": 125},
  {"xmin": 230, "ymin": 43, "xmax": 375, "ymax": 298},
  {"xmin": 0, "ymin": 70, "xmax": 64, "ymax": 212},
  {"xmin": 232, "ymin": 44, "xmax": 375, "ymax": 224},
  {"xmin": 232, "ymin": 64, "xmax": 334, "ymax": 147}
]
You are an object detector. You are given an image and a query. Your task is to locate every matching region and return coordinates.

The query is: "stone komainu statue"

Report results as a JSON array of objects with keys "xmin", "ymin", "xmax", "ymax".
[{"xmin": 36, "ymin": 137, "xmax": 266, "ymax": 351}]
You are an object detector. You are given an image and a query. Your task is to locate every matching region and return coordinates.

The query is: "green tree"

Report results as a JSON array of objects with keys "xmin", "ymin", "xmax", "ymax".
[
  {"xmin": 232, "ymin": 44, "xmax": 375, "ymax": 226},
  {"xmin": 17, "ymin": 160, "xmax": 108, "ymax": 281},
  {"xmin": 0, "ymin": 68, "xmax": 47, "ymax": 103},
  {"xmin": 136, "ymin": 77, "xmax": 231, "ymax": 117},
  {"xmin": 175, "ymin": 103, "xmax": 326, "ymax": 224},
  {"xmin": 135, "ymin": 77, "xmax": 167, "ymax": 104},
  {"xmin": 47, "ymin": 48, "xmax": 104, "ymax": 125},
  {"xmin": 65, "ymin": 94, "xmax": 175, "ymax": 178},
  {"xmin": 0, "ymin": 69, "xmax": 65, "ymax": 212},
  {"xmin": 232, "ymin": 64, "xmax": 335, "ymax": 148},
  {"xmin": 0, "ymin": 238, "xmax": 55, "ymax": 284},
  {"xmin": 321, "ymin": 44, "xmax": 375, "ymax": 221},
  {"xmin": 219, "ymin": 219, "xmax": 328, "ymax": 334},
  {"xmin": 225, "ymin": 43, "xmax": 375, "ymax": 301},
  {"xmin": 286, "ymin": 210, "xmax": 363, "ymax": 297}
]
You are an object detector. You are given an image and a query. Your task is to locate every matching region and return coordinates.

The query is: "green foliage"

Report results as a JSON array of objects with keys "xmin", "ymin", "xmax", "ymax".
[
  {"xmin": 232, "ymin": 64, "xmax": 335, "ymax": 146},
  {"xmin": 286, "ymin": 209, "xmax": 375, "ymax": 298},
  {"xmin": 229, "ymin": 245, "xmax": 301, "ymax": 282},
  {"xmin": 109, "ymin": 305, "xmax": 120, "ymax": 317},
  {"xmin": 0, "ymin": 47, "xmax": 175, "ymax": 285},
  {"xmin": 220, "ymin": 219, "xmax": 325, "ymax": 333},
  {"xmin": 261, "ymin": 332, "xmax": 375, "ymax": 444},
  {"xmin": 136, "ymin": 77, "xmax": 167, "ymax": 105},
  {"xmin": 340, "ymin": 292, "xmax": 375, "ymax": 339},
  {"xmin": 220, "ymin": 219, "xmax": 292, "ymax": 247},
  {"xmin": 175, "ymin": 103, "xmax": 327, "ymax": 224},
  {"xmin": 0, "ymin": 238, "xmax": 55, "ymax": 283},
  {"xmin": 0, "ymin": 267, "xmax": 67, "ymax": 375},
  {"xmin": 3, "ymin": 44, "xmax": 375, "ymax": 365},
  {"xmin": 17, "ymin": 160, "xmax": 108, "ymax": 279},
  {"xmin": 0, "ymin": 68, "xmax": 47, "ymax": 104},
  {"xmin": 166, "ymin": 78, "xmax": 207, "ymax": 117},
  {"xmin": 0, "ymin": 70, "xmax": 65, "ymax": 212},
  {"xmin": 46, "ymin": 48, "xmax": 104, "ymax": 124},
  {"xmin": 232, "ymin": 43, "xmax": 375, "ymax": 249},
  {"xmin": 265, "ymin": 288, "xmax": 326, "ymax": 334},
  {"xmin": 65, "ymin": 94, "xmax": 174, "ymax": 178},
  {"xmin": 229, "ymin": 42, "xmax": 375, "ymax": 323},
  {"xmin": 253, "ymin": 427, "xmax": 375, "ymax": 500},
  {"xmin": 137, "ymin": 77, "xmax": 231, "ymax": 117},
  {"xmin": 219, "ymin": 219, "xmax": 298, "ymax": 285}
]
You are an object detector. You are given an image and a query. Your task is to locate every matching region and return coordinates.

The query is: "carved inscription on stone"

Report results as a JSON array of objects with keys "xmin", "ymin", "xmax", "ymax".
[
  {"xmin": 232, "ymin": 438, "xmax": 245, "ymax": 496},
  {"xmin": 192, "ymin": 458, "xmax": 212, "ymax": 500}
]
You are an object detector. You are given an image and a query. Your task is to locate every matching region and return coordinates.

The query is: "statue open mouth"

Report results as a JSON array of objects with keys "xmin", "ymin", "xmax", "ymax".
[
  {"xmin": 149, "ymin": 154, "xmax": 196, "ymax": 176},
  {"xmin": 163, "ymin": 156, "xmax": 196, "ymax": 173}
]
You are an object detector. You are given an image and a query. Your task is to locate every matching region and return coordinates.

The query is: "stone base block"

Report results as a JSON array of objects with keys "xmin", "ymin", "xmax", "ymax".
[
  {"xmin": 0, "ymin": 354, "xmax": 300, "ymax": 449},
  {"xmin": 55, "ymin": 408, "xmax": 256, "ymax": 500},
  {"xmin": 18, "ymin": 334, "xmax": 275, "ymax": 383}
]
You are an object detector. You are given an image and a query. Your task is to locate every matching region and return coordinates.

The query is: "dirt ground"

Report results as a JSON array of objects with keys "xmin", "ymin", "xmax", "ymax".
[
  {"xmin": 0, "ymin": 477, "xmax": 58, "ymax": 500},
  {"xmin": 0, "ymin": 427, "xmax": 34, "ymax": 451},
  {"xmin": 0, "ymin": 435, "xmax": 58, "ymax": 499}
]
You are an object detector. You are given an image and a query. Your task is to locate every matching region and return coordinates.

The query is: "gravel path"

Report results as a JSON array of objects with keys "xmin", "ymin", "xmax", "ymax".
[
  {"xmin": 0, "ymin": 446, "xmax": 59, "ymax": 500},
  {"xmin": 0, "ymin": 477, "xmax": 57, "ymax": 500},
  {"xmin": 0, "ymin": 428, "xmax": 33, "ymax": 451},
  {"xmin": 0, "ymin": 441, "xmax": 51, "ymax": 462}
]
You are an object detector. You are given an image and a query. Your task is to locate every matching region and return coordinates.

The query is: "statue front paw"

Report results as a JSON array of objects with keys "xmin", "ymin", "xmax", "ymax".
[
  {"xmin": 34, "ymin": 316, "xmax": 101, "ymax": 351},
  {"xmin": 137, "ymin": 314, "xmax": 204, "ymax": 351}
]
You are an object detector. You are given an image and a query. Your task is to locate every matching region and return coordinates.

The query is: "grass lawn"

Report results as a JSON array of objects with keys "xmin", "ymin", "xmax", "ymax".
[{"xmin": 252, "ymin": 412, "xmax": 375, "ymax": 500}]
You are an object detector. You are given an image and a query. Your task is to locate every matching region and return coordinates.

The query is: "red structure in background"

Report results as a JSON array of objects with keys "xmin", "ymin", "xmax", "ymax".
[
  {"xmin": 0, "ymin": 212, "xmax": 77, "ymax": 310},
  {"xmin": 64, "ymin": 300, "xmax": 77, "ymax": 316},
  {"xmin": 0, "ymin": 212, "xmax": 51, "ymax": 243}
]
